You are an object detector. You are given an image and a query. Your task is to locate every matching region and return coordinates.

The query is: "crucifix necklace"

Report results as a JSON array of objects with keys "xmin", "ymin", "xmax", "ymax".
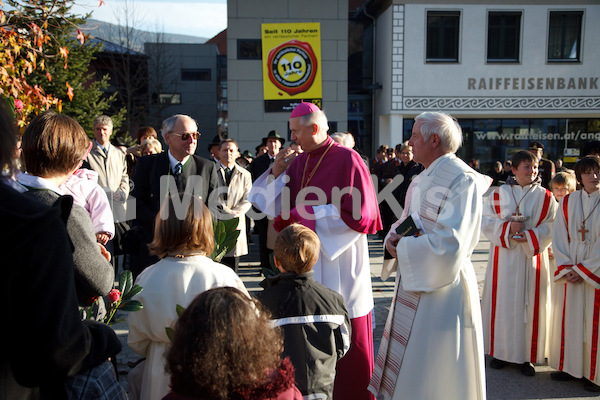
[
  {"xmin": 510, "ymin": 184, "xmax": 534, "ymax": 216},
  {"xmin": 578, "ymin": 191, "xmax": 600, "ymax": 241}
]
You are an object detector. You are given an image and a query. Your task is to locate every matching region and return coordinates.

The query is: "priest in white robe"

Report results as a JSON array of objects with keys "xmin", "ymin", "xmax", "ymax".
[
  {"xmin": 549, "ymin": 156, "xmax": 600, "ymax": 391},
  {"xmin": 369, "ymin": 112, "xmax": 489, "ymax": 400}
]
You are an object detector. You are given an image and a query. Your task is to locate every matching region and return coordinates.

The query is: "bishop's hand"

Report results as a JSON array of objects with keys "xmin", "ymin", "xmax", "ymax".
[{"xmin": 272, "ymin": 147, "xmax": 297, "ymax": 178}]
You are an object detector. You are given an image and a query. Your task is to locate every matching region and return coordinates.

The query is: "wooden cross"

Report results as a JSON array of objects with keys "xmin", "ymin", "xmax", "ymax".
[{"xmin": 579, "ymin": 224, "xmax": 589, "ymax": 241}]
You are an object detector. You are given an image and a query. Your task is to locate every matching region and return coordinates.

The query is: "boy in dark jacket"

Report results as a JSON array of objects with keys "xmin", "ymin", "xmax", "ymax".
[{"xmin": 257, "ymin": 224, "xmax": 351, "ymax": 400}]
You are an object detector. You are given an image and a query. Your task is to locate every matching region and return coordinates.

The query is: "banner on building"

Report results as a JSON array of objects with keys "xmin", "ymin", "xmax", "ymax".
[{"xmin": 261, "ymin": 22, "xmax": 322, "ymax": 112}]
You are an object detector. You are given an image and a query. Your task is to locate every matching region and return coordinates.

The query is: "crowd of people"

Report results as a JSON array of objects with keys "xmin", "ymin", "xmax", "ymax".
[{"xmin": 2, "ymin": 96, "xmax": 600, "ymax": 400}]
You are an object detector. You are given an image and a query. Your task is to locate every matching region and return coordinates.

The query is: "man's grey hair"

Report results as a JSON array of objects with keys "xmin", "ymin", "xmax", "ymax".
[
  {"xmin": 161, "ymin": 114, "xmax": 198, "ymax": 139},
  {"xmin": 299, "ymin": 109, "xmax": 329, "ymax": 133},
  {"xmin": 415, "ymin": 112, "xmax": 463, "ymax": 154},
  {"xmin": 330, "ymin": 131, "xmax": 353, "ymax": 148},
  {"xmin": 93, "ymin": 115, "xmax": 113, "ymax": 129}
]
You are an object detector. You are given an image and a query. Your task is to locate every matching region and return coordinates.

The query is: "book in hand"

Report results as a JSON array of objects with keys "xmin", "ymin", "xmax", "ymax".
[{"xmin": 395, "ymin": 212, "xmax": 423, "ymax": 237}]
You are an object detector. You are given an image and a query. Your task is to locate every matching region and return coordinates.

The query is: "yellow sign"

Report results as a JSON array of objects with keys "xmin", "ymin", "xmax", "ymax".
[{"xmin": 262, "ymin": 23, "xmax": 322, "ymax": 112}]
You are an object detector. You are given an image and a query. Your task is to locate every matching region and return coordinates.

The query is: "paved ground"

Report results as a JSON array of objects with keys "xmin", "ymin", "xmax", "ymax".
[{"xmin": 112, "ymin": 231, "xmax": 600, "ymax": 399}]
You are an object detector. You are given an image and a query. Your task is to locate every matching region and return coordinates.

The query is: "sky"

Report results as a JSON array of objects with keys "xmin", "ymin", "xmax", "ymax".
[{"xmin": 71, "ymin": 0, "xmax": 227, "ymax": 39}]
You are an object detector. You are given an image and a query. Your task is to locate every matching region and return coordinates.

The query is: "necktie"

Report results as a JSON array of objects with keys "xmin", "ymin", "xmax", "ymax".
[
  {"xmin": 173, "ymin": 162, "xmax": 183, "ymax": 177},
  {"xmin": 269, "ymin": 157, "xmax": 274, "ymax": 165},
  {"xmin": 224, "ymin": 167, "xmax": 232, "ymax": 185}
]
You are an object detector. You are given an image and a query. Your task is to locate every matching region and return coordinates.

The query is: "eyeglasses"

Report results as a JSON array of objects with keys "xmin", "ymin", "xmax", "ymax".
[{"xmin": 171, "ymin": 132, "xmax": 199, "ymax": 141}]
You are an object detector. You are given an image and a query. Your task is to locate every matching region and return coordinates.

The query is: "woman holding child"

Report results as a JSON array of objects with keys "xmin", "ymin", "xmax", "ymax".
[{"xmin": 127, "ymin": 193, "xmax": 248, "ymax": 400}]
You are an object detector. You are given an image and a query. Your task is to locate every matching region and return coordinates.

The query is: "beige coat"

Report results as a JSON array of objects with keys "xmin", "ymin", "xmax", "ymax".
[
  {"xmin": 212, "ymin": 164, "xmax": 252, "ymax": 257},
  {"xmin": 86, "ymin": 142, "xmax": 130, "ymax": 222}
]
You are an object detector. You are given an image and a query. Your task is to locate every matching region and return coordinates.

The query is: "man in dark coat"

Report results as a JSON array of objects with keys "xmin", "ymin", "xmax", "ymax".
[
  {"xmin": 248, "ymin": 130, "xmax": 285, "ymax": 271},
  {"xmin": 131, "ymin": 114, "xmax": 218, "ymax": 276},
  {"xmin": 529, "ymin": 141, "xmax": 555, "ymax": 189}
]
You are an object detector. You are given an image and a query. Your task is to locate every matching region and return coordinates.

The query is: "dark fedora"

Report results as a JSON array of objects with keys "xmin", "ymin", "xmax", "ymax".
[
  {"xmin": 262, "ymin": 130, "xmax": 285, "ymax": 146},
  {"xmin": 207, "ymin": 135, "xmax": 221, "ymax": 152}
]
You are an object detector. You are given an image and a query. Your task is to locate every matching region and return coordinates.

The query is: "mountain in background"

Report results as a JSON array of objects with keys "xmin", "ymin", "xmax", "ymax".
[{"xmin": 81, "ymin": 19, "xmax": 209, "ymax": 53}]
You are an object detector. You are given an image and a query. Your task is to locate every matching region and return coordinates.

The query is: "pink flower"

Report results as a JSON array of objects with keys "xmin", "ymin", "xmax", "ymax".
[
  {"xmin": 108, "ymin": 289, "xmax": 121, "ymax": 303},
  {"xmin": 14, "ymin": 99, "xmax": 23, "ymax": 112}
]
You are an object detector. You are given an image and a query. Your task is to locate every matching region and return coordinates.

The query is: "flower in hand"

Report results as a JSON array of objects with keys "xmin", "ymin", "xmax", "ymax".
[{"xmin": 108, "ymin": 288, "xmax": 121, "ymax": 304}]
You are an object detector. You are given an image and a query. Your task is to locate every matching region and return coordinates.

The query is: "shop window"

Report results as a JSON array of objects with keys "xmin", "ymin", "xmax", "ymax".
[
  {"xmin": 152, "ymin": 93, "xmax": 181, "ymax": 105},
  {"xmin": 237, "ymin": 39, "xmax": 262, "ymax": 60},
  {"xmin": 181, "ymin": 69, "xmax": 211, "ymax": 81},
  {"xmin": 547, "ymin": 11, "xmax": 583, "ymax": 62},
  {"xmin": 426, "ymin": 11, "xmax": 460, "ymax": 62},
  {"xmin": 487, "ymin": 12, "xmax": 521, "ymax": 62}
]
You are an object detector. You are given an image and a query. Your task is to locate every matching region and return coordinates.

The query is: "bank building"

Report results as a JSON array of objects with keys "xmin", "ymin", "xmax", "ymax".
[{"xmin": 226, "ymin": 0, "xmax": 599, "ymax": 170}]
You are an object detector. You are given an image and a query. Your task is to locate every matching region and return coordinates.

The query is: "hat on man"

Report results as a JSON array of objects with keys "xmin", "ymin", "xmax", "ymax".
[
  {"xmin": 207, "ymin": 135, "xmax": 221, "ymax": 152},
  {"xmin": 242, "ymin": 150, "xmax": 253, "ymax": 159},
  {"xmin": 290, "ymin": 101, "xmax": 321, "ymax": 118},
  {"xmin": 529, "ymin": 141, "xmax": 544, "ymax": 151},
  {"xmin": 262, "ymin": 130, "xmax": 285, "ymax": 146}
]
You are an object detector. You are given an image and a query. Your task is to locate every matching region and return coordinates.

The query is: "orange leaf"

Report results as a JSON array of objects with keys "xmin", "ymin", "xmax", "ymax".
[
  {"xmin": 76, "ymin": 29, "xmax": 85, "ymax": 45},
  {"xmin": 99, "ymin": 0, "xmax": 105, "ymax": 6},
  {"xmin": 66, "ymin": 82, "xmax": 74, "ymax": 101}
]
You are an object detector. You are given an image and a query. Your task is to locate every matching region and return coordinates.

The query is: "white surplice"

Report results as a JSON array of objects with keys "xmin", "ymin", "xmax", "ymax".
[
  {"xmin": 249, "ymin": 168, "xmax": 373, "ymax": 319},
  {"xmin": 370, "ymin": 154, "xmax": 488, "ymax": 400},
  {"xmin": 481, "ymin": 183, "xmax": 556, "ymax": 364},
  {"xmin": 127, "ymin": 255, "xmax": 248, "ymax": 400},
  {"xmin": 549, "ymin": 189, "xmax": 600, "ymax": 383}
]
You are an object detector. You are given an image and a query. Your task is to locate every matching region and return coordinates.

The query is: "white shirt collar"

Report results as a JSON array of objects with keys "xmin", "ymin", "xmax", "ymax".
[
  {"xmin": 16, "ymin": 172, "xmax": 64, "ymax": 195},
  {"xmin": 167, "ymin": 150, "xmax": 190, "ymax": 170}
]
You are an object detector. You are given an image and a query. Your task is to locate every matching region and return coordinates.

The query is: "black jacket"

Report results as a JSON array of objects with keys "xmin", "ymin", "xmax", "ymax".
[
  {"xmin": 0, "ymin": 183, "xmax": 121, "ymax": 398},
  {"xmin": 132, "ymin": 152, "xmax": 218, "ymax": 232},
  {"xmin": 256, "ymin": 272, "xmax": 351, "ymax": 400}
]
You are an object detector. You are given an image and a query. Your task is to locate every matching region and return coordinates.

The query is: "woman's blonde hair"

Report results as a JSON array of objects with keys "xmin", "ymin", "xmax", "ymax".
[{"xmin": 149, "ymin": 193, "xmax": 214, "ymax": 258}]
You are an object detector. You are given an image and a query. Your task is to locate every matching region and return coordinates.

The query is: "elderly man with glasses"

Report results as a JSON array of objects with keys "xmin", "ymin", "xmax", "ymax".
[{"xmin": 130, "ymin": 114, "xmax": 218, "ymax": 277}]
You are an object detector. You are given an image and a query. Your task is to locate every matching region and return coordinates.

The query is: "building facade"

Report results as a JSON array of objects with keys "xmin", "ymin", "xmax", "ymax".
[
  {"xmin": 373, "ymin": 0, "xmax": 600, "ymax": 170},
  {"xmin": 145, "ymin": 42, "xmax": 219, "ymax": 156},
  {"xmin": 227, "ymin": 0, "xmax": 349, "ymax": 155}
]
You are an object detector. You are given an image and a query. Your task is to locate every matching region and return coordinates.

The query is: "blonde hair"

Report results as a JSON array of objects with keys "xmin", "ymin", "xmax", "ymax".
[
  {"xmin": 549, "ymin": 171, "xmax": 576, "ymax": 193},
  {"xmin": 140, "ymin": 137, "xmax": 162, "ymax": 154},
  {"xmin": 150, "ymin": 193, "xmax": 214, "ymax": 258},
  {"xmin": 274, "ymin": 224, "xmax": 320, "ymax": 273}
]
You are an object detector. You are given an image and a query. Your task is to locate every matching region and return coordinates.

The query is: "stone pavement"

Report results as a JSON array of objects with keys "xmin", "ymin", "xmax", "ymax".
[{"xmin": 112, "ymin": 231, "xmax": 599, "ymax": 399}]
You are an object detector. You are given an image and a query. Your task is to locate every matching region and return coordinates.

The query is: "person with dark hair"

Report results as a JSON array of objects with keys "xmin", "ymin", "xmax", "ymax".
[
  {"xmin": 549, "ymin": 156, "xmax": 600, "ymax": 391},
  {"xmin": 127, "ymin": 126, "xmax": 159, "ymax": 176},
  {"xmin": 257, "ymin": 224, "xmax": 351, "ymax": 400},
  {"xmin": 127, "ymin": 193, "xmax": 247, "ymax": 400},
  {"xmin": 529, "ymin": 141, "xmax": 555, "ymax": 189},
  {"xmin": 581, "ymin": 140, "xmax": 600, "ymax": 158},
  {"xmin": 0, "ymin": 102, "xmax": 124, "ymax": 398},
  {"xmin": 211, "ymin": 138, "xmax": 252, "ymax": 272},
  {"xmin": 18, "ymin": 111, "xmax": 114, "ymax": 306},
  {"xmin": 249, "ymin": 130, "xmax": 286, "ymax": 272},
  {"xmin": 164, "ymin": 287, "xmax": 302, "ymax": 400},
  {"xmin": 481, "ymin": 150, "xmax": 557, "ymax": 377}
]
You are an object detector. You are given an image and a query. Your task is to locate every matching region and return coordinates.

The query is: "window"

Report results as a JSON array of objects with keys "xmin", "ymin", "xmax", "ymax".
[
  {"xmin": 181, "ymin": 69, "xmax": 211, "ymax": 81},
  {"xmin": 487, "ymin": 12, "xmax": 521, "ymax": 62},
  {"xmin": 426, "ymin": 11, "xmax": 460, "ymax": 62},
  {"xmin": 152, "ymin": 93, "xmax": 181, "ymax": 105},
  {"xmin": 548, "ymin": 11, "xmax": 583, "ymax": 62},
  {"xmin": 237, "ymin": 39, "xmax": 262, "ymax": 60}
]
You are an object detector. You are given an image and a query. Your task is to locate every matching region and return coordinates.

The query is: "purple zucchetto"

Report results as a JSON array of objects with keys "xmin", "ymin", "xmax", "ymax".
[{"xmin": 290, "ymin": 102, "xmax": 321, "ymax": 118}]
